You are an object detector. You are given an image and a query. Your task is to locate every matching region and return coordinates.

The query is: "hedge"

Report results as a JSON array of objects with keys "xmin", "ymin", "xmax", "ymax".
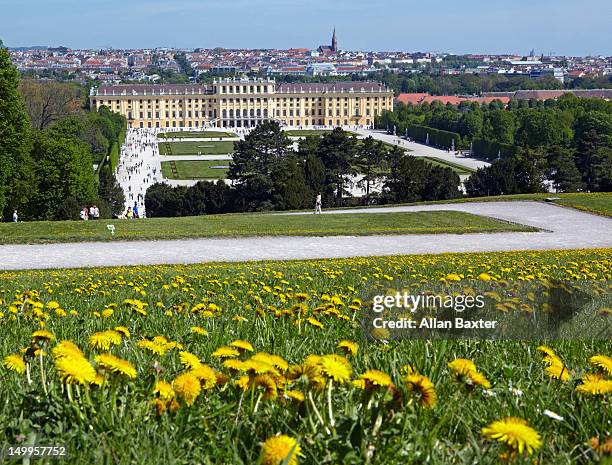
[
  {"xmin": 109, "ymin": 142, "xmax": 119, "ymax": 171},
  {"xmin": 471, "ymin": 138, "xmax": 517, "ymax": 161},
  {"xmin": 402, "ymin": 124, "xmax": 462, "ymax": 150}
]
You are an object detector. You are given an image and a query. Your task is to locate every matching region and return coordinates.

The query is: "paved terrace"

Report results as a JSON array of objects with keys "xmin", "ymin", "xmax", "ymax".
[{"xmin": 0, "ymin": 201, "xmax": 610, "ymax": 270}]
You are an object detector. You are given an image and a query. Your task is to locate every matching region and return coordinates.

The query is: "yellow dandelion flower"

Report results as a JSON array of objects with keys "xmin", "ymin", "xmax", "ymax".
[
  {"xmin": 211, "ymin": 346, "xmax": 240, "ymax": 358},
  {"xmin": 173, "ymin": 373, "xmax": 201, "ymax": 406},
  {"xmin": 3, "ymin": 354, "xmax": 26, "ymax": 374},
  {"xmin": 54, "ymin": 356, "xmax": 96, "ymax": 385},
  {"xmin": 242, "ymin": 359, "xmax": 280, "ymax": 376},
  {"xmin": 235, "ymin": 375, "xmax": 251, "ymax": 391},
  {"xmin": 251, "ymin": 353, "xmax": 288, "ymax": 372},
  {"xmin": 576, "ymin": 375, "xmax": 612, "ymax": 396},
  {"xmin": 31, "ymin": 329, "xmax": 54, "ymax": 342},
  {"xmin": 101, "ymin": 308, "xmax": 113, "ymax": 318},
  {"xmin": 153, "ymin": 380, "xmax": 175, "ymax": 400},
  {"xmin": 306, "ymin": 317, "xmax": 323, "ymax": 329},
  {"xmin": 352, "ymin": 379, "xmax": 366, "ymax": 389},
  {"xmin": 230, "ymin": 339, "xmax": 254, "ymax": 352},
  {"xmin": 481, "ymin": 417, "xmax": 542, "ymax": 455},
  {"xmin": 467, "ymin": 370, "xmax": 491, "ymax": 389},
  {"xmin": 152, "ymin": 398, "xmax": 167, "ymax": 416},
  {"xmin": 114, "ymin": 326, "xmax": 131, "ymax": 338},
  {"xmin": 52, "ymin": 340, "xmax": 84, "ymax": 359},
  {"xmin": 223, "ymin": 358, "xmax": 246, "ymax": 372},
  {"xmin": 89, "ymin": 330, "xmax": 122, "ymax": 351},
  {"xmin": 190, "ymin": 364, "xmax": 217, "ymax": 390},
  {"xmin": 95, "ymin": 353, "xmax": 137, "ymax": 379},
  {"xmin": 448, "ymin": 358, "xmax": 477, "ymax": 376},
  {"xmin": 589, "ymin": 355, "xmax": 612, "ymax": 375},
  {"xmin": 191, "ymin": 326, "xmax": 207, "ymax": 336},
  {"xmin": 358, "ymin": 369, "xmax": 394, "ymax": 389},
  {"xmin": 283, "ymin": 390, "xmax": 305, "ymax": 403},
  {"xmin": 179, "ymin": 351, "xmax": 202, "ymax": 370},
  {"xmin": 336, "ymin": 340, "xmax": 358, "ymax": 357},
  {"xmin": 590, "ymin": 436, "xmax": 612, "ymax": 454},
  {"xmin": 544, "ymin": 363, "xmax": 570, "ymax": 381},
  {"xmin": 261, "ymin": 435, "xmax": 301, "ymax": 465},
  {"xmin": 404, "ymin": 373, "xmax": 437, "ymax": 408},
  {"xmin": 536, "ymin": 345, "xmax": 556, "ymax": 357},
  {"xmin": 254, "ymin": 374, "xmax": 278, "ymax": 400},
  {"xmin": 319, "ymin": 354, "xmax": 352, "ymax": 384},
  {"xmin": 91, "ymin": 372, "xmax": 106, "ymax": 387}
]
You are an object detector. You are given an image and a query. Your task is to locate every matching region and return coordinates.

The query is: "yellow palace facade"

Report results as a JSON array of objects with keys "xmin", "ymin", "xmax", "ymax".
[{"xmin": 89, "ymin": 78, "xmax": 393, "ymax": 129}]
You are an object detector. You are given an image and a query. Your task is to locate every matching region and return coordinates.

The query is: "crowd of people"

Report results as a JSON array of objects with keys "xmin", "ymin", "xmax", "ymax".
[
  {"xmin": 79, "ymin": 205, "xmax": 100, "ymax": 221},
  {"xmin": 116, "ymin": 128, "xmax": 163, "ymax": 219}
]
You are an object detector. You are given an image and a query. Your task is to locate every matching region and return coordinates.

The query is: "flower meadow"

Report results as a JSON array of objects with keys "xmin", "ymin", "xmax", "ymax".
[{"xmin": 0, "ymin": 249, "xmax": 611, "ymax": 464}]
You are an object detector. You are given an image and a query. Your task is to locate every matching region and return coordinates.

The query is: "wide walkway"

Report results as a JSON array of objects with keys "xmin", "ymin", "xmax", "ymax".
[{"xmin": 0, "ymin": 202, "xmax": 610, "ymax": 270}]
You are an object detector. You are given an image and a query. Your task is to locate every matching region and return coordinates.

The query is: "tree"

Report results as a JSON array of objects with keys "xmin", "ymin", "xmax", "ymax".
[
  {"xmin": 98, "ymin": 164, "xmax": 126, "ymax": 217},
  {"xmin": 271, "ymin": 155, "xmax": 311, "ymax": 210},
  {"xmin": 28, "ymin": 132, "xmax": 97, "ymax": 220},
  {"xmin": 228, "ymin": 120, "xmax": 292, "ymax": 210},
  {"xmin": 573, "ymin": 112, "xmax": 612, "ymax": 191},
  {"xmin": 0, "ymin": 42, "xmax": 32, "ymax": 219},
  {"xmin": 145, "ymin": 183, "xmax": 186, "ymax": 217},
  {"xmin": 464, "ymin": 157, "xmax": 545, "ymax": 197},
  {"xmin": 422, "ymin": 166, "xmax": 461, "ymax": 200},
  {"xmin": 318, "ymin": 128, "xmax": 357, "ymax": 206},
  {"xmin": 19, "ymin": 79, "xmax": 84, "ymax": 130},
  {"xmin": 481, "ymin": 110, "xmax": 516, "ymax": 145},
  {"xmin": 383, "ymin": 156, "xmax": 430, "ymax": 203},
  {"xmin": 355, "ymin": 137, "xmax": 385, "ymax": 202},
  {"xmin": 546, "ymin": 147, "xmax": 584, "ymax": 193}
]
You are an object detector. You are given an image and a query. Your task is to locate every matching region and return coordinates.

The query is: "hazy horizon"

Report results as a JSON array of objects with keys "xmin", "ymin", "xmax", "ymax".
[{"xmin": 2, "ymin": 0, "xmax": 611, "ymax": 56}]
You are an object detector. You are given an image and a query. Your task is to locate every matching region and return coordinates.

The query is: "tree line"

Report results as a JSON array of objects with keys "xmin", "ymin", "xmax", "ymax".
[
  {"xmin": 0, "ymin": 41, "xmax": 126, "ymax": 221},
  {"xmin": 145, "ymin": 122, "xmax": 462, "ymax": 217},
  {"xmin": 378, "ymin": 95, "xmax": 612, "ymax": 194}
]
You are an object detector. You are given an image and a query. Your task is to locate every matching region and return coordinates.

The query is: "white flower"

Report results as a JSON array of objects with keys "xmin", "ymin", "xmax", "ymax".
[{"xmin": 542, "ymin": 409, "xmax": 564, "ymax": 421}]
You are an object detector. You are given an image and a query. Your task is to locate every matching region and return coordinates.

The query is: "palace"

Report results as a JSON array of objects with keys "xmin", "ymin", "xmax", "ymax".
[{"xmin": 89, "ymin": 78, "xmax": 394, "ymax": 129}]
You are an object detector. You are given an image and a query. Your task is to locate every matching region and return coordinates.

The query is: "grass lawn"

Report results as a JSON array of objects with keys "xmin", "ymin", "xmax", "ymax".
[
  {"xmin": 422, "ymin": 156, "xmax": 475, "ymax": 175},
  {"xmin": 158, "ymin": 131, "xmax": 237, "ymax": 139},
  {"xmin": 0, "ymin": 249, "xmax": 610, "ymax": 464},
  {"xmin": 161, "ymin": 160, "xmax": 229, "ymax": 180},
  {"xmin": 0, "ymin": 211, "xmax": 535, "ymax": 244},
  {"xmin": 322, "ymin": 192, "xmax": 612, "ymax": 218},
  {"xmin": 284, "ymin": 129, "xmax": 357, "ymax": 137},
  {"xmin": 158, "ymin": 140, "xmax": 235, "ymax": 155}
]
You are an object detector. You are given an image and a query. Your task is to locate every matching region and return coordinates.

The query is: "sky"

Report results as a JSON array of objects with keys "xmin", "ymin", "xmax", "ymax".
[{"xmin": 1, "ymin": 0, "xmax": 611, "ymax": 56}]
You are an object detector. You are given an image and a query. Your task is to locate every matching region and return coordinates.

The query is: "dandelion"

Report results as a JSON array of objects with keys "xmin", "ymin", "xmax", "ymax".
[
  {"xmin": 54, "ymin": 356, "xmax": 96, "ymax": 385},
  {"xmin": 589, "ymin": 355, "xmax": 612, "ymax": 375},
  {"xmin": 448, "ymin": 358, "xmax": 477, "ymax": 376},
  {"xmin": 173, "ymin": 373, "xmax": 201, "ymax": 406},
  {"xmin": 319, "ymin": 354, "xmax": 352, "ymax": 384},
  {"xmin": 544, "ymin": 362, "xmax": 570, "ymax": 382},
  {"xmin": 404, "ymin": 373, "xmax": 436, "ymax": 408},
  {"xmin": 95, "ymin": 353, "xmax": 137, "ymax": 379},
  {"xmin": 211, "ymin": 346, "xmax": 240, "ymax": 358},
  {"xmin": 283, "ymin": 390, "xmax": 305, "ymax": 403},
  {"xmin": 336, "ymin": 340, "xmax": 358, "ymax": 356},
  {"xmin": 191, "ymin": 326, "xmax": 207, "ymax": 336},
  {"xmin": 52, "ymin": 340, "xmax": 85, "ymax": 359},
  {"xmin": 230, "ymin": 339, "xmax": 254, "ymax": 353},
  {"xmin": 3, "ymin": 354, "xmax": 26, "ymax": 374},
  {"xmin": 190, "ymin": 364, "xmax": 217, "ymax": 390},
  {"xmin": 179, "ymin": 351, "xmax": 202, "ymax": 370},
  {"xmin": 467, "ymin": 370, "xmax": 491, "ymax": 389},
  {"xmin": 481, "ymin": 417, "xmax": 542, "ymax": 455},
  {"xmin": 260, "ymin": 435, "xmax": 301, "ymax": 465},
  {"xmin": 254, "ymin": 374, "xmax": 278, "ymax": 400},
  {"xmin": 358, "ymin": 369, "xmax": 394, "ymax": 389},
  {"xmin": 575, "ymin": 373, "xmax": 612, "ymax": 396},
  {"xmin": 306, "ymin": 317, "xmax": 323, "ymax": 329},
  {"xmin": 31, "ymin": 329, "xmax": 54, "ymax": 342},
  {"xmin": 114, "ymin": 326, "xmax": 131, "ymax": 338},
  {"xmin": 153, "ymin": 380, "xmax": 175, "ymax": 401},
  {"xmin": 89, "ymin": 330, "xmax": 122, "ymax": 351}
]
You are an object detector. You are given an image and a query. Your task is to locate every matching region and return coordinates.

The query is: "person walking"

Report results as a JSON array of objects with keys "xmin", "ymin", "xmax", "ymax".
[
  {"xmin": 12, "ymin": 210, "xmax": 18, "ymax": 222},
  {"xmin": 314, "ymin": 193, "xmax": 322, "ymax": 214}
]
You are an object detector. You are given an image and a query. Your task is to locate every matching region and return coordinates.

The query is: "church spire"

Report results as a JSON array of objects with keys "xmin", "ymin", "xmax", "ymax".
[{"xmin": 332, "ymin": 28, "xmax": 338, "ymax": 52}]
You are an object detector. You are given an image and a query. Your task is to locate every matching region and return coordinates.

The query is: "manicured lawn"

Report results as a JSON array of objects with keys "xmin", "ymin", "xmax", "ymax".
[
  {"xmin": 161, "ymin": 160, "xmax": 229, "ymax": 180},
  {"xmin": 0, "ymin": 210, "xmax": 535, "ymax": 244},
  {"xmin": 284, "ymin": 129, "xmax": 357, "ymax": 137},
  {"xmin": 0, "ymin": 249, "xmax": 609, "ymax": 464},
  {"xmin": 158, "ymin": 140, "xmax": 235, "ymax": 155},
  {"xmin": 158, "ymin": 131, "xmax": 237, "ymax": 139},
  {"xmin": 422, "ymin": 156, "xmax": 475, "ymax": 175}
]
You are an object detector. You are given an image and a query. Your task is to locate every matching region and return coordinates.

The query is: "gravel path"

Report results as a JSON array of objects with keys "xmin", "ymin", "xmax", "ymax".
[{"xmin": 0, "ymin": 201, "xmax": 610, "ymax": 270}]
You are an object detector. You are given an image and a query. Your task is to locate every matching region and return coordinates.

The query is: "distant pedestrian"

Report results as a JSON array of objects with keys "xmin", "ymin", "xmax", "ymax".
[
  {"xmin": 314, "ymin": 193, "xmax": 322, "ymax": 214},
  {"xmin": 126, "ymin": 207, "xmax": 133, "ymax": 220},
  {"xmin": 133, "ymin": 203, "xmax": 139, "ymax": 219},
  {"xmin": 12, "ymin": 210, "xmax": 18, "ymax": 223}
]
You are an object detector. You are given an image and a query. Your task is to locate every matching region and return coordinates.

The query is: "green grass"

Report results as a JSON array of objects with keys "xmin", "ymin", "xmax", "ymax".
[
  {"xmin": 284, "ymin": 129, "xmax": 357, "ymax": 137},
  {"xmin": 319, "ymin": 192, "xmax": 612, "ymax": 218},
  {"xmin": 0, "ymin": 249, "xmax": 610, "ymax": 464},
  {"xmin": 161, "ymin": 160, "xmax": 229, "ymax": 180},
  {"xmin": 422, "ymin": 156, "xmax": 475, "ymax": 175},
  {"xmin": 158, "ymin": 141, "xmax": 235, "ymax": 156},
  {"xmin": 0, "ymin": 211, "xmax": 535, "ymax": 245},
  {"xmin": 158, "ymin": 131, "xmax": 237, "ymax": 139}
]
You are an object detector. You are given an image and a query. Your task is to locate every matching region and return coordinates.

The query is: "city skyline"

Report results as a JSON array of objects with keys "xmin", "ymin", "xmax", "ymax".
[{"xmin": 2, "ymin": 0, "xmax": 611, "ymax": 56}]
